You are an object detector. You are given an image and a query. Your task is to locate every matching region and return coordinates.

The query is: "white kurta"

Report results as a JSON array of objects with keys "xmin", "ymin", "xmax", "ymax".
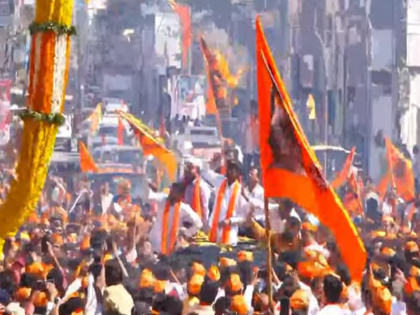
[
  {"xmin": 203, "ymin": 170, "xmax": 250, "ymax": 245},
  {"xmin": 318, "ymin": 304, "xmax": 352, "ymax": 315},
  {"xmin": 147, "ymin": 191, "xmax": 203, "ymax": 253},
  {"xmin": 183, "ymin": 178, "xmax": 212, "ymax": 224}
]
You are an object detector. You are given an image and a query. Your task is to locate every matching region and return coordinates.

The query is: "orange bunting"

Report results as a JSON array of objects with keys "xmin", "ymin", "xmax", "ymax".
[
  {"xmin": 79, "ymin": 141, "xmax": 98, "ymax": 173},
  {"xmin": 256, "ymin": 17, "xmax": 366, "ymax": 282}
]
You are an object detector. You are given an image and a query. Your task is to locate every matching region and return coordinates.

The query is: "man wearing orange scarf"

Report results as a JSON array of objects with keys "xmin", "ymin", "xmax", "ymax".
[
  {"xmin": 183, "ymin": 157, "xmax": 211, "ymax": 226},
  {"xmin": 146, "ymin": 182, "xmax": 203, "ymax": 255},
  {"xmin": 203, "ymin": 155, "xmax": 256, "ymax": 245}
]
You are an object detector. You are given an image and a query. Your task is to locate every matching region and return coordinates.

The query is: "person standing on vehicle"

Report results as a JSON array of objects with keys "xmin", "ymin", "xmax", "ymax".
[
  {"xmin": 241, "ymin": 100, "xmax": 259, "ymax": 177},
  {"xmin": 145, "ymin": 182, "xmax": 203, "ymax": 255},
  {"xmin": 202, "ymin": 154, "xmax": 258, "ymax": 246},
  {"xmin": 183, "ymin": 157, "xmax": 212, "ymax": 227}
]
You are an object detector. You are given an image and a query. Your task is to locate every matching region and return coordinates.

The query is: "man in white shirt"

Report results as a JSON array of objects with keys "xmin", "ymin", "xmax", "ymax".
[
  {"xmin": 146, "ymin": 182, "xmax": 203, "ymax": 254},
  {"xmin": 183, "ymin": 157, "xmax": 212, "ymax": 226},
  {"xmin": 202, "ymin": 157, "xmax": 257, "ymax": 245}
]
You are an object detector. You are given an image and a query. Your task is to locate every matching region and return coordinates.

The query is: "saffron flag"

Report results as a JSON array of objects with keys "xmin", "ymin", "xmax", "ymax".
[
  {"xmin": 331, "ymin": 147, "xmax": 356, "ymax": 189},
  {"xmin": 256, "ymin": 17, "xmax": 366, "ymax": 282},
  {"xmin": 385, "ymin": 138, "xmax": 415, "ymax": 202},
  {"xmin": 117, "ymin": 111, "xmax": 177, "ymax": 182},
  {"xmin": 200, "ymin": 37, "xmax": 229, "ymax": 113},
  {"xmin": 117, "ymin": 118, "xmax": 124, "ymax": 145},
  {"xmin": 168, "ymin": 0, "xmax": 191, "ymax": 70},
  {"xmin": 343, "ymin": 172, "xmax": 363, "ymax": 216},
  {"xmin": 79, "ymin": 141, "xmax": 98, "ymax": 173}
]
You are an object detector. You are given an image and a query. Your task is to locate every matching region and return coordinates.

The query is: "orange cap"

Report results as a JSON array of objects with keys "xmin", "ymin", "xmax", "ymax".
[
  {"xmin": 380, "ymin": 247, "xmax": 396, "ymax": 257},
  {"xmin": 405, "ymin": 241, "xmax": 419, "ymax": 253},
  {"xmin": 230, "ymin": 295, "xmax": 249, "ymax": 315},
  {"xmin": 219, "ymin": 257, "xmax": 237, "ymax": 268},
  {"xmin": 191, "ymin": 262, "xmax": 206, "ymax": 277},
  {"xmin": 237, "ymin": 251, "xmax": 253, "ymax": 262},
  {"xmin": 14, "ymin": 287, "xmax": 31, "ymax": 302},
  {"xmin": 25, "ymin": 262, "xmax": 45, "ymax": 278},
  {"xmin": 226, "ymin": 274, "xmax": 243, "ymax": 292},
  {"xmin": 409, "ymin": 266, "xmax": 420, "ymax": 278},
  {"xmin": 290, "ymin": 289, "xmax": 309, "ymax": 310},
  {"xmin": 207, "ymin": 266, "xmax": 220, "ymax": 281},
  {"xmin": 187, "ymin": 274, "xmax": 204, "ymax": 296}
]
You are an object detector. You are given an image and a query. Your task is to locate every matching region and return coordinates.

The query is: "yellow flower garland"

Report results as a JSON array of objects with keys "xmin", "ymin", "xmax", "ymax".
[{"xmin": 0, "ymin": 0, "xmax": 74, "ymax": 250}]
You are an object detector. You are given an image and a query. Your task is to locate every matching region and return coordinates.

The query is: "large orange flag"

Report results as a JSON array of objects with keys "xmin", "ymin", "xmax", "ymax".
[
  {"xmin": 385, "ymin": 138, "xmax": 415, "ymax": 201},
  {"xmin": 331, "ymin": 147, "xmax": 356, "ymax": 189},
  {"xmin": 256, "ymin": 17, "xmax": 366, "ymax": 282},
  {"xmin": 79, "ymin": 141, "xmax": 98, "ymax": 173},
  {"xmin": 117, "ymin": 111, "xmax": 177, "ymax": 182}
]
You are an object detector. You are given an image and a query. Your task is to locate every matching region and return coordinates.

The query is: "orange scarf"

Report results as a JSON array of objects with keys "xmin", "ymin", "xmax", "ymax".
[
  {"xmin": 161, "ymin": 201, "xmax": 181, "ymax": 255},
  {"xmin": 209, "ymin": 179, "xmax": 240, "ymax": 244},
  {"xmin": 192, "ymin": 179, "xmax": 202, "ymax": 218}
]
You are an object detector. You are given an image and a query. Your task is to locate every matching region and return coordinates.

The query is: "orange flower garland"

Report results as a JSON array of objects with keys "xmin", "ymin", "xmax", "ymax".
[{"xmin": 0, "ymin": 0, "xmax": 75, "ymax": 248}]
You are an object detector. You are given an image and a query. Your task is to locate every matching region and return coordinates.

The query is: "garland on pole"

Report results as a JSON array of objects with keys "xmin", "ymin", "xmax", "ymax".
[{"xmin": 0, "ymin": 0, "xmax": 75, "ymax": 250}]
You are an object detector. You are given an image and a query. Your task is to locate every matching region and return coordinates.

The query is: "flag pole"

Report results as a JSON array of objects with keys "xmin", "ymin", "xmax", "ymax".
[{"xmin": 264, "ymin": 198, "xmax": 274, "ymax": 311}]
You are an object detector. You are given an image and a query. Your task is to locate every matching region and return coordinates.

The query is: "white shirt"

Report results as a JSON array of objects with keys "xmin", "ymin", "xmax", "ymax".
[
  {"xmin": 245, "ymin": 184, "xmax": 265, "ymax": 221},
  {"xmin": 101, "ymin": 193, "xmax": 114, "ymax": 215},
  {"xmin": 203, "ymin": 169, "xmax": 252, "ymax": 245},
  {"xmin": 147, "ymin": 191, "xmax": 203, "ymax": 253}
]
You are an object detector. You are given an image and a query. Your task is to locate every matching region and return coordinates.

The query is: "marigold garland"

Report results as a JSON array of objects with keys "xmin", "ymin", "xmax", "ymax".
[{"xmin": 0, "ymin": 0, "xmax": 74, "ymax": 250}]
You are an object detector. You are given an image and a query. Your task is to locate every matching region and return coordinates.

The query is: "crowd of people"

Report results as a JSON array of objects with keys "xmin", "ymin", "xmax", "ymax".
[{"xmin": 0, "ymin": 143, "xmax": 419, "ymax": 315}]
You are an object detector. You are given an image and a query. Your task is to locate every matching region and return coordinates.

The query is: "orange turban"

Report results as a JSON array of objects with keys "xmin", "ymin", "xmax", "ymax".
[
  {"xmin": 231, "ymin": 295, "xmax": 249, "ymax": 315},
  {"xmin": 226, "ymin": 274, "xmax": 243, "ymax": 293},
  {"xmin": 237, "ymin": 251, "xmax": 253, "ymax": 262},
  {"xmin": 191, "ymin": 262, "xmax": 206, "ymax": 277},
  {"xmin": 140, "ymin": 269, "xmax": 156, "ymax": 288},
  {"xmin": 207, "ymin": 266, "xmax": 220, "ymax": 281},
  {"xmin": 290, "ymin": 289, "xmax": 309, "ymax": 310},
  {"xmin": 187, "ymin": 274, "xmax": 204, "ymax": 296}
]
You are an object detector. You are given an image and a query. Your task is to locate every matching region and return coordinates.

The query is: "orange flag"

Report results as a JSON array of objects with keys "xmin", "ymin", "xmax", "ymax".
[
  {"xmin": 168, "ymin": 0, "xmax": 191, "ymax": 70},
  {"xmin": 256, "ymin": 17, "xmax": 366, "ymax": 282},
  {"xmin": 200, "ymin": 37, "xmax": 229, "ymax": 114},
  {"xmin": 117, "ymin": 111, "xmax": 177, "ymax": 182},
  {"xmin": 79, "ymin": 141, "xmax": 98, "ymax": 173},
  {"xmin": 344, "ymin": 172, "xmax": 363, "ymax": 216},
  {"xmin": 331, "ymin": 147, "xmax": 356, "ymax": 189},
  {"xmin": 117, "ymin": 118, "xmax": 124, "ymax": 145},
  {"xmin": 385, "ymin": 138, "xmax": 415, "ymax": 201}
]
